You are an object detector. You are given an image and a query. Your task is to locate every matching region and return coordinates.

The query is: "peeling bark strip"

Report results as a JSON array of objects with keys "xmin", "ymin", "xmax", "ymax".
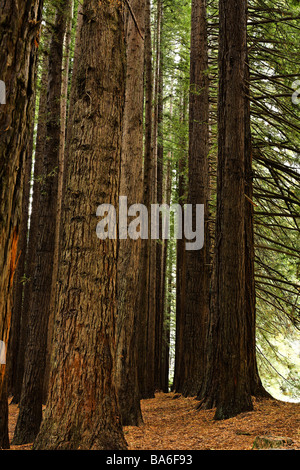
[
  {"xmin": 34, "ymin": 0, "xmax": 127, "ymax": 450},
  {"xmin": 0, "ymin": 0, "xmax": 44, "ymax": 449}
]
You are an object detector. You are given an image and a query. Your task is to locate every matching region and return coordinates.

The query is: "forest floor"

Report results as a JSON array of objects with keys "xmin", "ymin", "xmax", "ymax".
[{"xmin": 8, "ymin": 392, "xmax": 300, "ymax": 450}]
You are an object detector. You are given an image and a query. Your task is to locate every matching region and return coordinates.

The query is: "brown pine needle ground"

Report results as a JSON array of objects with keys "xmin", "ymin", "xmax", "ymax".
[
  {"xmin": 8, "ymin": 392, "xmax": 300, "ymax": 450},
  {"xmin": 124, "ymin": 393, "xmax": 300, "ymax": 451}
]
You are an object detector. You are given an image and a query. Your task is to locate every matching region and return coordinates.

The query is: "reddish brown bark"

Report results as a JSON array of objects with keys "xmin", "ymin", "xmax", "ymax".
[
  {"xmin": 115, "ymin": 0, "xmax": 145, "ymax": 426},
  {"xmin": 0, "ymin": 0, "xmax": 43, "ymax": 448},
  {"xmin": 33, "ymin": 0, "xmax": 127, "ymax": 450},
  {"xmin": 181, "ymin": 0, "xmax": 211, "ymax": 397},
  {"xmin": 199, "ymin": 0, "xmax": 253, "ymax": 420},
  {"xmin": 13, "ymin": 2, "xmax": 71, "ymax": 445}
]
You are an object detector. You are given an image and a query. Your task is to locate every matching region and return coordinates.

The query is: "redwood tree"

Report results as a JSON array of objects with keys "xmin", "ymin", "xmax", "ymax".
[
  {"xmin": 180, "ymin": 0, "xmax": 211, "ymax": 397},
  {"xmin": 13, "ymin": 1, "xmax": 71, "ymax": 444},
  {"xmin": 115, "ymin": 0, "xmax": 145, "ymax": 426},
  {"xmin": 137, "ymin": 0, "xmax": 156, "ymax": 399},
  {"xmin": 33, "ymin": 0, "xmax": 127, "ymax": 450},
  {"xmin": 0, "ymin": 0, "xmax": 44, "ymax": 449},
  {"xmin": 198, "ymin": 0, "xmax": 254, "ymax": 419}
]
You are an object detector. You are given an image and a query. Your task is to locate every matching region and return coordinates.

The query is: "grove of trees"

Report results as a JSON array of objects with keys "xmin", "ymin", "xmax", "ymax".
[{"xmin": 0, "ymin": 0, "xmax": 299, "ymax": 450}]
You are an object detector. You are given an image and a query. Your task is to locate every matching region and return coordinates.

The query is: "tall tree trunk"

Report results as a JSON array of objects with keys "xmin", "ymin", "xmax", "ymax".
[
  {"xmin": 244, "ymin": 50, "xmax": 270, "ymax": 399},
  {"xmin": 137, "ymin": 0, "xmax": 156, "ymax": 399},
  {"xmin": 11, "ymin": 48, "xmax": 49, "ymax": 405},
  {"xmin": 115, "ymin": 0, "xmax": 145, "ymax": 427},
  {"xmin": 154, "ymin": 0, "xmax": 165, "ymax": 392},
  {"xmin": 173, "ymin": 92, "xmax": 187, "ymax": 393},
  {"xmin": 8, "ymin": 120, "xmax": 34, "ymax": 399},
  {"xmin": 160, "ymin": 152, "xmax": 172, "ymax": 393},
  {"xmin": 13, "ymin": 2, "xmax": 70, "ymax": 445},
  {"xmin": 199, "ymin": 0, "xmax": 253, "ymax": 420},
  {"xmin": 33, "ymin": 0, "xmax": 127, "ymax": 450},
  {"xmin": 181, "ymin": 0, "xmax": 211, "ymax": 397},
  {"xmin": 0, "ymin": 0, "xmax": 44, "ymax": 449},
  {"xmin": 44, "ymin": 0, "xmax": 74, "ymax": 404}
]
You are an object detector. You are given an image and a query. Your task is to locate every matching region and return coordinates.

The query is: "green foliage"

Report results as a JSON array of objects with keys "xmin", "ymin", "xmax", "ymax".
[{"xmin": 156, "ymin": 0, "xmax": 300, "ymax": 398}]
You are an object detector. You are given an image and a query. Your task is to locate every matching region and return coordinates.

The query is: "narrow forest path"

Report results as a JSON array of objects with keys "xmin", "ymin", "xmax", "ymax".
[{"xmin": 8, "ymin": 393, "xmax": 300, "ymax": 450}]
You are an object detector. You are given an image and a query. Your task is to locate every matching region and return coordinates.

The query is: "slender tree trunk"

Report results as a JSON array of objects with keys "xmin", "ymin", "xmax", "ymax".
[
  {"xmin": 34, "ymin": 0, "xmax": 127, "ymax": 450},
  {"xmin": 181, "ymin": 0, "xmax": 211, "ymax": 397},
  {"xmin": 8, "ymin": 120, "xmax": 34, "ymax": 398},
  {"xmin": 160, "ymin": 152, "xmax": 172, "ymax": 393},
  {"xmin": 0, "ymin": 0, "xmax": 44, "ymax": 449},
  {"xmin": 137, "ymin": 0, "xmax": 156, "ymax": 399},
  {"xmin": 154, "ymin": 0, "xmax": 165, "ymax": 392},
  {"xmin": 44, "ymin": 0, "xmax": 74, "ymax": 403},
  {"xmin": 199, "ymin": 0, "xmax": 253, "ymax": 420},
  {"xmin": 244, "ymin": 50, "xmax": 270, "ymax": 399},
  {"xmin": 115, "ymin": 0, "xmax": 145, "ymax": 426},
  {"xmin": 13, "ymin": 2, "xmax": 70, "ymax": 444},
  {"xmin": 173, "ymin": 93, "xmax": 187, "ymax": 393},
  {"xmin": 11, "ymin": 48, "xmax": 49, "ymax": 405}
]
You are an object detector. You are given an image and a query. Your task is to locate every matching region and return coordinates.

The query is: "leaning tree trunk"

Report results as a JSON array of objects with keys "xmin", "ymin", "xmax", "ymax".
[
  {"xmin": 181, "ymin": 0, "xmax": 211, "ymax": 397},
  {"xmin": 13, "ymin": 2, "xmax": 71, "ymax": 445},
  {"xmin": 33, "ymin": 0, "xmax": 127, "ymax": 450},
  {"xmin": 0, "ymin": 0, "xmax": 44, "ymax": 449},
  {"xmin": 115, "ymin": 0, "xmax": 145, "ymax": 427},
  {"xmin": 199, "ymin": 0, "xmax": 253, "ymax": 420}
]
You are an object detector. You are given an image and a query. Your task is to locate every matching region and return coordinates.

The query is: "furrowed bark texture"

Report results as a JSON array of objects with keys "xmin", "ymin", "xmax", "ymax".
[
  {"xmin": 137, "ymin": 0, "xmax": 156, "ymax": 400},
  {"xmin": 33, "ymin": 0, "xmax": 127, "ymax": 450},
  {"xmin": 13, "ymin": 2, "xmax": 70, "ymax": 445},
  {"xmin": 173, "ymin": 93, "xmax": 187, "ymax": 393},
  {"xmin": 181, "ymin": 0, "xmax": 211, "ymax": 397},
  {"xmin": 11, "ymin": 49, "xmax": 49, "ymax": 405},
  {"xmin": 44, "ymin": 0, "xmax": 74, "ymax": 405},
  {"xmin": 244, "ymin": 50, "xmax": 270, "ymax": 399},
  {"xmin": 8, "ymin": 120, "xmax": 34, "ymax": 399},
  {"xmin": 199, "ymin": 0, "xmax": 254, "ymax": 419},
  {"xmin": 0, "ymin": 0, "xmax": 43, "ymax": 449},
  {"xmin": 115, "ymin": 0, "xmax": 145, "ymax": 426}
]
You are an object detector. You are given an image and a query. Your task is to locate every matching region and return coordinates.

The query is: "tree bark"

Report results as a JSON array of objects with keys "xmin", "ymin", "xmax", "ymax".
[
  {"xmin": 154, "ymin": 0, "xmax": 165, "ymax": 392},
  {"xmin": 137, "ymin": 0, "xmax": 156, "ymax": 399},
  {"xmin": 33, "ymin": 0, "xmax": 127, "ymax": 450},
  {"xmin": 13, "ymin": 2, "xmax": 71, "ymax": 445},
  {"xmin": 244, "ymin": 50, "xmax": 271, "ymax": 399},
  {"xmin": 173, "ymin": 92, "xmax": 188, "ymax": 393},
  {"xmin": 0, "ymin": 0, "xmax": 43, "ymax": 449},
  {"xmin": 44, "ymin": 0, "xmax": 74, "ymax": 405},
  {"xmin": 199, "ymin": 0, "xmax": 253, "ymax": 420},
  {"xmin": 115, "ymin": 0, "xmax": 145, "ymax": 427},
  {"xmin": 8, "ymin": 118, "xmax": 34, "ymax": 399},
  {"xmin": 181, "ymin": 0, "xmax": 211, "ymax": 397},
  {"xmin": 11, "ymin": 47, "xmax": 49, "ymax": 405}
]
